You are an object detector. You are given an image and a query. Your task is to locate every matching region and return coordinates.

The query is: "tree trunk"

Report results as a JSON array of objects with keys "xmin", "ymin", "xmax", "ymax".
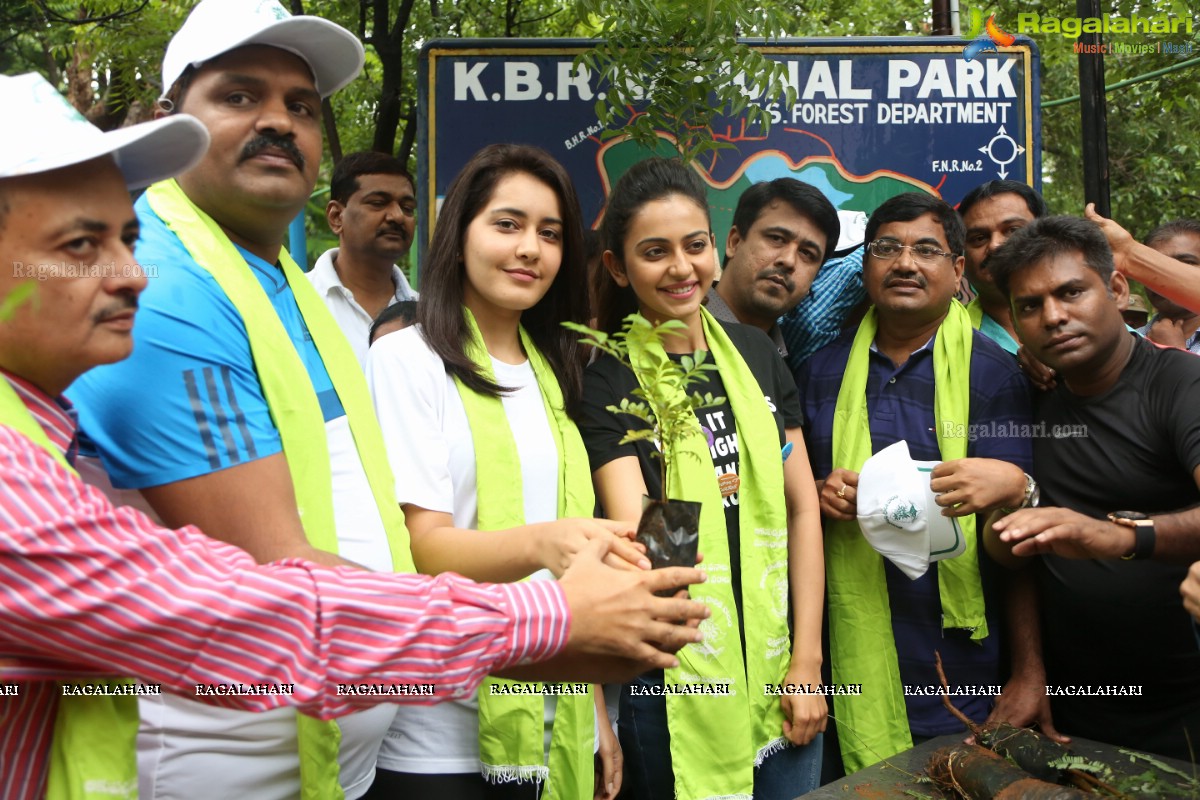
[
  {"xmin": 373, "ymin": 47, "xmax": 404, "ymax": 155},
  {"xmin": 396, "ymin": 106, "xmax": 417, "ymax": 166},
  {"xmin": 369, "ymin": 0, "xmax": 417, "ymax": 156},
  {"xmin": 289, "ymin": 0, "xmax": 342, "ymax": 160}
]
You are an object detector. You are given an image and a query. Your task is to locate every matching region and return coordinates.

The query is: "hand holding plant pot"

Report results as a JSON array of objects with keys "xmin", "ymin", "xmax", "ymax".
[
  {"xmin": 532, "ymin": 517, "xmax": 650, "ymax": 576},
  {"xmin": 566, "ymin": 313, "xmax": 725, "ymax": 572}
]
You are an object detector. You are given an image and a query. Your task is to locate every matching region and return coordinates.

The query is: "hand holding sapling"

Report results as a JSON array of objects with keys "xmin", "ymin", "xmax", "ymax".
[{"xmin": 566, "ymin": 313, "xmax": 724, "ymax": 570}]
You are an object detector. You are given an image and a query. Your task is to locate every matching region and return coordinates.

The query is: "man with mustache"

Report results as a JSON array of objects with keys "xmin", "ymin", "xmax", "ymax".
[
  {"xmin": 958, "ymin": 180, "xmax": 1048, "ymax": 355},
  {"xmin": 985, "ymin": 215, "xmax": 1200, "ymax": 760},
  {"xmin": 704, "ymin": 177, "xmax": 841, "ymax": 358},
  {"xmin": 0, "ymin": 70, "xmax": 708, "ymax": 799},
  {"xmin": 309, "ymin": 151, "xmax": 418, "ymax": 367},
  {"xmin": 793, "ymin": 193, "xmax": 1037, "ymax": 776},
  {"xmin": 65, "ymin": 2, "xmax": 434, "ymax": 794},
  {"xmin": 64, "ymin": 0, "xmax": 671, "ymax": 797}
]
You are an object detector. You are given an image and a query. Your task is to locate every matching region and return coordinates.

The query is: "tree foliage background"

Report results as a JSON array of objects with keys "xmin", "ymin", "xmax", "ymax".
[{"xmin": 3, "ymin": 0, "xmax": 1198, "ymax": 257}]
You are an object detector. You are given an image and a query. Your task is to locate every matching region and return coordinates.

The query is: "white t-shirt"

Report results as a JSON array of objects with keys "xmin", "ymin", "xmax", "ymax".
[
  {"xmin": 133, "ymin": 417, "xmax": 397, "ymax": 800},
  {"xmin": 367, "ymin": 325, "xmax": 561, "ymax": 775}
]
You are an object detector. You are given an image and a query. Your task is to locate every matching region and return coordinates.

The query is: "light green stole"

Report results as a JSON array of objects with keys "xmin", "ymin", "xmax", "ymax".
[
  {"xmin": 966, "ymin": 296, "xmax": 985, "ymax": 329},
  {"xmin": 0, "ymin": 376, "xmax": 139, "ymax": 799},
  {"xmin": 627, "ymin": 308, "xmax": 791, "ymax": 800},
  {"xmin": 144, "ymin": 179, "xmax": 416, "ymax": 800},
  {"xmin": 454, "ymin": 307, "xmax": 595, "ymax": 799},
  {"xmin": 826, "ymin": 301, "xmax": 986, "ymax": 772}
]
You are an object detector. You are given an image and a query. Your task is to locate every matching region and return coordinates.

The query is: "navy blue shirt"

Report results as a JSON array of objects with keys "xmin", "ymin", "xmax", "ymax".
[{"xmin": 795, "ymin": 324, "xmax": 1033, "ymax": 736}]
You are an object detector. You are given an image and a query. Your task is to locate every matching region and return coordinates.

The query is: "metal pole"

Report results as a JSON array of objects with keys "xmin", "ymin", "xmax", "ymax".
[
  {"xmin": 1077, "ymin": 0, "xmax": 1111, "ymax": 216},
  {"xmin": 1044, "ymin": 55, "xmax": 1200, "ymax": 108}
]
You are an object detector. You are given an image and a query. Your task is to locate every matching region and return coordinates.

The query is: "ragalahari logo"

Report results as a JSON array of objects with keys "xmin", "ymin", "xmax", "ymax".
[{"xmin": 963, "ymin": 8, "xmax": 1016, "ymax": 61}]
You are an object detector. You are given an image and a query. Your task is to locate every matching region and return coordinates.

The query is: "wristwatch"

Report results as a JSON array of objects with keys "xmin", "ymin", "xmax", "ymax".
[
  {"xmin": 1108, "ymin": 511, "xmax": 1155, "ymax": 560},
  {"xmin": 1000, "ymin": 473, "xmax": 1040, "ymax": 515},
  {"xmin": 1019, "ymin": 473, "xmax": 1040, "ymax": 509}
]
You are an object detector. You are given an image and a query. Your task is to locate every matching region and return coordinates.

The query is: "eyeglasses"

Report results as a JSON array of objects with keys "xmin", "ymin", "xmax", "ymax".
[{"xmin": 868, "ymin": 238, "xmax": 956, "ymax": 262}]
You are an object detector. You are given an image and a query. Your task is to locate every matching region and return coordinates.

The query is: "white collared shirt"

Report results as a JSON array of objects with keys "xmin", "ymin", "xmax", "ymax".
[{"xmin": 308, "ymin": 247, "xmax": 418, "ymax": 368}]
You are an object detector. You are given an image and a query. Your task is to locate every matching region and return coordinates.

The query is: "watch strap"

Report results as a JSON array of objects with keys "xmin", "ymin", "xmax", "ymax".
[{"xmin": 1119, "ymin": 519, "xmax": 1156, "ymax": 561}]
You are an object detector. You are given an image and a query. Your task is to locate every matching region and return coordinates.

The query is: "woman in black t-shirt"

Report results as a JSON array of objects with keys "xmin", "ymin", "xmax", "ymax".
[{"xmin": 578, "ymin": 158, "xmax": 826, "ymax": 800}]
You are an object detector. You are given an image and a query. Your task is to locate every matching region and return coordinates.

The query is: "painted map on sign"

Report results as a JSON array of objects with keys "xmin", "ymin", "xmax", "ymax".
[{"xmin": 597, "ymin": 137, "xmax": 929, "ymax": 248}]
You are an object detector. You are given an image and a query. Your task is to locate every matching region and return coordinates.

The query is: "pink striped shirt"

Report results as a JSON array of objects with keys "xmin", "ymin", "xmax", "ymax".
[{"xmin": 0, "ymin": 374, "xmax": 570, "ymax": 798}]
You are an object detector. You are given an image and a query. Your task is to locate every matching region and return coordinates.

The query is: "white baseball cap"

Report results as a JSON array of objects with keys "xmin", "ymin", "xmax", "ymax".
[
  {"xmin": 855, "ymin": 440, "xmax": 966, "ymax": 580},
  {"xmin": 0, "ymin": 73, "xmax": 209, "ymax": 190},
  {"xmin": 162, "ymin": 0, "xmax": 364, "ymax": 99}
]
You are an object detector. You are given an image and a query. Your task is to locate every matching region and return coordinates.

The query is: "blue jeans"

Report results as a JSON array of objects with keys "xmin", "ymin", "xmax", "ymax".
[
  {"xmin": 619, "ymin": 674, "xmax": 823, "ymax": 800},
  {"xmin": 754, "ymin": 739, "xmax": 823, "ymax": 800}
]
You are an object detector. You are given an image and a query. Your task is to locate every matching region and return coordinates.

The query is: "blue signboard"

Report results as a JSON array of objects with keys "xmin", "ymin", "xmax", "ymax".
[{"xmin": 417, "ymin": 37, "xmax": 1040, "ymax": 261}]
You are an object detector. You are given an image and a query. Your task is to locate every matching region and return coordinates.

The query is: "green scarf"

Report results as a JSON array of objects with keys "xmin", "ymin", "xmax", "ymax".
[
  {"xmin": 454, "ymin": 307, "xmax": 595, "ymax": 799},
  {"xmin": 0, "ymin": 376, "xmax": 138, "ymax": 799},
  {"xmin": 144, "ymin": 180, "xmax": 415, "ymax": 800},
  {"xmin": 626, "ymin": 308, "xmax": 791, "ymax": 800},
  {"xmin": 966, "ymin": 297, "xmax": 985, "ymax": 329},
  {"xmin": 826, "ymin": 301, "xmax": 986, "ymax": 773}
]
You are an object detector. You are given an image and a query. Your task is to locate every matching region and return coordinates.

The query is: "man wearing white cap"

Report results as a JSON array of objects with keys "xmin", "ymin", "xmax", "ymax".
[
  {"xmin": 0, "ymin": 72, "xmax": 709, "ymax": 800},
  {"xmin": 62, "ymin": 0, "xmax": 664, "ymax": 797},
  {"xmin": 793, "ymin": 192, "xmax": 1037, "ymax": 777}
]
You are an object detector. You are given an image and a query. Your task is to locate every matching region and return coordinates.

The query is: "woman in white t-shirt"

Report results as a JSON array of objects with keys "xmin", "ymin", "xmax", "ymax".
[{"xmin": 366, "ymin": 144, "xmax": 638, "ymax": 800}]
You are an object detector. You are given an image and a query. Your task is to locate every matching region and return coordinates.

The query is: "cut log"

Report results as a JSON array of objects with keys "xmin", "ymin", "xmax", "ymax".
[
  {"xmin": 926, "ymin": 744, "xmax": 1092, "ymax": 800},
  {"xmin": 976, "ymin": 721, "xmax": 1072, "ymax": 782},
  {"xmin": 932, "ymin": 652, "xmax": 1077, "ymax": 784}
]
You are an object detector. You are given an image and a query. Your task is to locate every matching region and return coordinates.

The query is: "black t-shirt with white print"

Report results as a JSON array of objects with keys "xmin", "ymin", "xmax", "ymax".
[{"xmin": 580, "ymin": 319, "xmax": 802, "ymax": 616}]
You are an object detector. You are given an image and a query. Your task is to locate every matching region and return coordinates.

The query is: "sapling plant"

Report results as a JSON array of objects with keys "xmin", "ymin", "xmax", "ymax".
[
  {"xmin": 565, "ymin": 312, "xmax": 725, "ymax": 499},
  {"xmin": 567, "ymin": 312, "xmax": 726, "ymax": 572}
]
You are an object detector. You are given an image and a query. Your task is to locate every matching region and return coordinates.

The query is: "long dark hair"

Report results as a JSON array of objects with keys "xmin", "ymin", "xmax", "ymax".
[
  {"xmin": 416, "ymin": 144, "xmax": 587, "ymax": 414},
  {"xmin": 595, "ymin": 158, "xmax": 711, "ymax": 334}
]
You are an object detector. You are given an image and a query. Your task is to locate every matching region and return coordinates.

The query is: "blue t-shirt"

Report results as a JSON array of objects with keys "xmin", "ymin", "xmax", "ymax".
[
  {"xmin": 977, "ymin": 311, "xmax": 1019, "ymax": 355},
  {"xmin": 795, "ymin": 325, "xmax": 1033, "ymax": 736},
  {"xmin": 69, "ymin": 193, "xmax": 345, "ymax": 489}
]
